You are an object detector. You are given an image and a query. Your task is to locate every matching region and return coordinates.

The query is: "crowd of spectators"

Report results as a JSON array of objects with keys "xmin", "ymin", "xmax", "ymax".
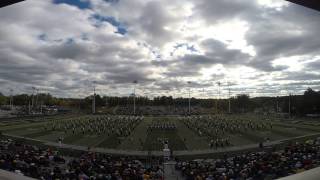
[
  {"xmin": 2, "ymin": 135, "xmax": 320, "ymax": 180},
  {"xmin": 176, "ymin": 138, "xmax": 320, "ymax": 180},
  {"xmin": 0, "ymin": 138, "xmax": 164, "ymax": 180}
]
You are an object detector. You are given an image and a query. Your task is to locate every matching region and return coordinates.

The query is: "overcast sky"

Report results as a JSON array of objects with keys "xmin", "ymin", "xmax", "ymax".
[{"xmin": 0, "ymin": 0, "xmax": 319, "ymax": 98}]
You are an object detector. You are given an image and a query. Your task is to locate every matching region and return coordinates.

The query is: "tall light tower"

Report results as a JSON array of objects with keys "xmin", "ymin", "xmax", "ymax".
[
  {"xmin": 78, "ymin": 94, "xmax": 82, "ymax": 113},
  {"xmin": 9, "ymin": 89, "xmax": 13, "ymax": 110},
  {"xmin": 288, "ymin": 93, "xmax": 291, "ymax": 118},
  {"xmin": 187, "ymin": 81, "xmax": 191, "ymax": 115},
  {"xmin": 39, "ymin": 88, "xmax": 45, "ymax": 114},
  {"xmin": 28, "ymin": 100, "xmax": 31, "ymax": 115},
  {"xmin": 276, "ymin": 96, "xmax": 279, "ymax": 113},
  {"xmin": 92, "ymin": 81, "xmax": 96, "ymax": 114},
  {"xmin": 228, "ymin": 82, "xmax": 231, "ymax": 114},
  {"xmin": 202, "ymin": 88, "xmax": 205, "ymax": 98},
  {"xmin": 32, "ymin": 87, "xmax": 36, "ymax": 108},
  {"xmin": 133, "ymin": 80, "xmax": 138, "ymax": 115},
  {"xmin": 35, "ymin": 88, "xmax": 39, "ymax": 108},
  {"xmin": 38, "ymin": 88, "xmax": 43, "ymax": 114},
  {"xmin": 173, "ymin": 77, "xmax": 179, "ymax": 112},
  {"xmin": 217, "ymin": 81, "xmax": 221, "ymax": 113}
]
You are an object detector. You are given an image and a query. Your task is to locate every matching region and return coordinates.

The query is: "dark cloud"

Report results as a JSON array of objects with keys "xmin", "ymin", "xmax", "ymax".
[
  {"xmin": 201, "ymin": 39, "xmax": 251, "ymax": 65},
  {"xmin": 43, "ymin": 42, "xmax": 91, "ymax": 59},
  {"xmin": 162, "ymin": 39, "xmax": 251, "ymax": 78}
]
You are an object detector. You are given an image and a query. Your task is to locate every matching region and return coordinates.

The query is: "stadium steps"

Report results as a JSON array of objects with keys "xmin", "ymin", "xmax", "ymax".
[{"xmin": 164, "ymin": 161, "xmax": 183, "ymax": 180}]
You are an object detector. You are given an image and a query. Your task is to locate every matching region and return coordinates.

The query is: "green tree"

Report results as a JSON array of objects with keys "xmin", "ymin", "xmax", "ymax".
[{"xmin": 0, "ymin": 93, "xmax": 7, "ymax": 105}]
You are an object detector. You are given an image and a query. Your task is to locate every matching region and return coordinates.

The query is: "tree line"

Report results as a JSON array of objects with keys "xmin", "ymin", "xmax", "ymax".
[{"xmin": 0, "ymin": 88, "xmax": 319, "ymax": 115}]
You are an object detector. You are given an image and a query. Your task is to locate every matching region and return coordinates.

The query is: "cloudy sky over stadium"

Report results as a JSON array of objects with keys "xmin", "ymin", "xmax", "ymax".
[{"xmin": 0, "ymin": 0, "xmax": 319, "ymax": 98}]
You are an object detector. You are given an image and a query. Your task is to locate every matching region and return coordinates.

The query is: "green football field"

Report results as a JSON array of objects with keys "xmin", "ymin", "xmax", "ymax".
[{"xmin": 1, "ymin": 114, "xmax": 320, "ymax": 151}]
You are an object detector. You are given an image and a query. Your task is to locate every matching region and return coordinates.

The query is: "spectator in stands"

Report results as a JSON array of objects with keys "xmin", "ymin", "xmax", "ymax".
[
  {"xmin": 176, "ymin": 139, "xmax": 320, "ymax": 180},
  {"xmin": 0, "ymin": 138, "xmax": 164, "ymax": 180}
]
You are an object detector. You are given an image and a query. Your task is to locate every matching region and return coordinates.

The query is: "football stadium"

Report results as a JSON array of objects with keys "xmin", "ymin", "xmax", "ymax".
[{"xmin": 1, "ymin": 0, "xmax": 320, "ymax": 180}]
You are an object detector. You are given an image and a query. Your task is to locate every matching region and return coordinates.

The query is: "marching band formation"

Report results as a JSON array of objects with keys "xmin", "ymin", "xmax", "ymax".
[
  {"xmin": 147, "ymin": 122, "xmax": 177, "ymax": 131},
  {"xmin": 44, "ymin": 115, "xmax": 143, "ymax": 137},
  {"xmin": 181, "ymin": 115, "xmax": 273, "ymax": 148},
  {"xmin": 41, "ymin": 114, "xmax": 276, "ymax": 150}
]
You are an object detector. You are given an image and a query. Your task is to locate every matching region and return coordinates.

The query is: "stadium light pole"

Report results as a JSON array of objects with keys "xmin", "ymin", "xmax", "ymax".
[
  {"xmin": 187, "ymin": 81, "xmax": 191, "ymax": 115},
  {"xmin": 228, "ymin": 82, "xmax": 231, "ymax": 114},
  {"xmin": 173, "ymin": 77, "xmax": 179, "ymax": 112},
  {"xmin": 35, "ymin": 88, "xmax": 39, "ymax": 108},
  {"xmin": 276, "ymin": 96, "xmax": 279, "ymax": 113},
  {"xmin": 217, "ymin": 81, "xmax": 221, "ymax": 114},
  {"xmin": 288, "ymin": 93, "xmax": 291, "ymax": 118},
  {"xmin": 9, "ymin": 89, "xmax": 13, "ymax": 110},
  {"xmin": 92, "ymin": 81, "xmax": 96, "ymax": 114},
  {"xmin": 39, "ymin": 88, "xmax": 47, "ymax": 114},
  {"xmin": 39, "ymin": 88, "xmax": 43, "ymax": 114},
  {"xmin": 133, "ymin": 80, "xmax": 138, "ymax": 115},
  {"xmin": 28, "ymin": 100, "xmax": 31, "ymax": 115},
  {"xmin": 32, "ymin": 87, "xmax": 36, "ymax": 108},
  {"xmin": 78, "ymin": 94, "xmax": 82, "ymax": 113}
]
